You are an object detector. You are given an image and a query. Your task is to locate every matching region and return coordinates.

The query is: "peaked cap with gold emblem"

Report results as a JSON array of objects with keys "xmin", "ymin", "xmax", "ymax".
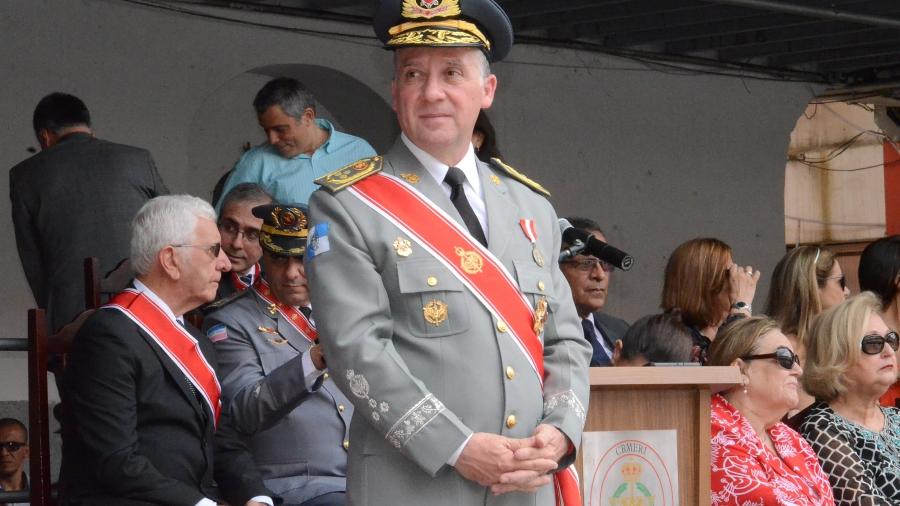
[
  {"xmin": 252, "ymin": 204, "xmax": 310, "ymax": 257},
  {"xmin": 374, "ymin": 0, "xmax": 514, "ymax": 62}
]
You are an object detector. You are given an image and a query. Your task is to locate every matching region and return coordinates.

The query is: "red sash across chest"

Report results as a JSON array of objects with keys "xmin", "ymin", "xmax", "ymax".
[
  {"xmin": 104, "ymin": 289, "xmax": 221, "ymax": 425},
  {"xmin": 346, "ymin": 172, "xmax": 580, "ymax": 505},
  {"xmin": 253, "ymin": 278, "xmax": 317, "ymax": 343}
]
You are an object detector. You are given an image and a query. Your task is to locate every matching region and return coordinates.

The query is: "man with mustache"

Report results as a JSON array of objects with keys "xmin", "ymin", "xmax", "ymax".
[
  {"xmin": 204, "ymin": 204, "xmax": 352, "ymax": 506},
  {"xmin": 559, "ymin": 217, "xmax": 629, "ymax": 367}
]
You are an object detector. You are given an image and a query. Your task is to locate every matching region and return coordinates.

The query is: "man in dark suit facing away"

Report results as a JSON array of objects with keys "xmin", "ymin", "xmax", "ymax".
[
  {"xmin": 9, "ymin": 92, "xmax": 168, "ymax": 332},
  {"xmin": 60, "ymin": 195, "xmax": 272, "ymax": 506},
  {"xmin": 559, "ymin": 217, "xmax": 630, "ymax": 366}
]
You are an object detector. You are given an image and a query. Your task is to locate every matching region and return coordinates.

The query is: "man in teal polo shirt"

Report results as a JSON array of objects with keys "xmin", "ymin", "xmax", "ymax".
[{"xmin": 217, "ymin": 77, "xmax": 375, "ymax": 208}]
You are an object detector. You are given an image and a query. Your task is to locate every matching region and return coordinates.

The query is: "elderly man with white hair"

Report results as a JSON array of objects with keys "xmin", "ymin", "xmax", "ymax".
[{"xmin": 60, "ymin": 195, "xmax": 273, "ymax": 506}]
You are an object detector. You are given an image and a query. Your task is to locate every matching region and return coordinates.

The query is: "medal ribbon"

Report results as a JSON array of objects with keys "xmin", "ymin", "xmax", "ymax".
[
  {"xmin": 253, "ymin": 279, "xmax": 317, "ymax": 343},
  {"xmin": 347, "ymin": 173, "xmax": 581, "ymax": 506},
  {"xmin": 104, "ymin": 289, "xmax": 222, "ymax": 425},
  {"xmin": 229, "ymin": 263, "xmax": 260, "ymax": 291},
  {"xmin": 519, "ymin": 218, "xmax": 537, "ymax": 244}
]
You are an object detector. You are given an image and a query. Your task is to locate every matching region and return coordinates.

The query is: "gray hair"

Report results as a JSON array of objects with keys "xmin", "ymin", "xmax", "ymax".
[
  {"xmin": 392, "ymin": 48, "xmax": 492, "ymax": 80},
  {"xmin": 219, "ymin": 183, "xmax": 274, "ymax": 215},
  {"xmin": 130, "ymin": 195, "xmax": 216, "ymax": 275},
  {"xmin": 252, "ymin": 77, "xmax": 316, "ymax": 120}
]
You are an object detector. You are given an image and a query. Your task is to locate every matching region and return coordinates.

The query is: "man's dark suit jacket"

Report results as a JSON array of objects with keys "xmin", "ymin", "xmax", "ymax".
[
  {"xmin": 60, "ymin": 305, "xmax": 270, "ymax": 505},
  {"xmin": 591, "ymin": 312, "xmax": 630, "ymax": 365},
  {"xmin": 9, "ymin": 133, "xmax": 168, "ymax": 331}
]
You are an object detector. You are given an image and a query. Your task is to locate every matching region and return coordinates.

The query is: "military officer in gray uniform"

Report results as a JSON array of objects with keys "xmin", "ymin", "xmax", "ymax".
[
  {"xmin": 204, "ymin": 203, "xmax": 352, "ymax": 506},
  {"xmin": 305, "ymin": 1, "xmax": 592, "ymax": 505}
]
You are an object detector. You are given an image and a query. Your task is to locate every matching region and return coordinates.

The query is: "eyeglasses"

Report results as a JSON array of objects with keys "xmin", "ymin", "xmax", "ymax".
[
  {"xmin": 740, "ymin": 346, "xmax": 800, "ymax": 370},
  {"xmin": 861, "ymin": 331, "xmax": 900, "ymax": 355},
  {"xmin": 562, "ymin": 257, "xmax": 612, "ymax": 273},
  {"xmin": 218, "ymin": 221, "xmax": 261, "ymax": 244},
  {"xmin": 0, "ymin": 441, "xmax": 26, "ymax": 453},
  {"xmin": 172, "ymin": 243, "xmax": 221, "ymax": 258},
  {"xmin": 826, "ymin": 274, "xmax": 846, "ymax": 290}
]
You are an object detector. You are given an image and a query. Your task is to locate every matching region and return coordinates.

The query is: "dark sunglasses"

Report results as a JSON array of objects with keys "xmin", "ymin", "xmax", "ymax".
[
  {"xmin": 861, "ymin": 331, "xmax": 900, "ymax": 355},
  {"xmin": 826, "ymin": 274, "xmax": 846, "ymax": 290},
  {"xmin": 741, "ymin": 346, "xmax": 800, "ymax": 370},
  {"xmin": 0, "ymin": 441, "xmax": 26, "ymax": 452}
]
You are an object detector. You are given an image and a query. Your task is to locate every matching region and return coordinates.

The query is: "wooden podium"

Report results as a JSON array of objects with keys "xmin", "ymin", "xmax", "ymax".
[{"xmin": 577, "ymin": 366, "xmax": 741, "ymax": 506}]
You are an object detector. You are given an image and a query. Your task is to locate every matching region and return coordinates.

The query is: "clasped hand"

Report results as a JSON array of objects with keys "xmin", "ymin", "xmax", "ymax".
[{"xmin": 454, "ymin": 424, "xmax": 569, "ymax": 495}]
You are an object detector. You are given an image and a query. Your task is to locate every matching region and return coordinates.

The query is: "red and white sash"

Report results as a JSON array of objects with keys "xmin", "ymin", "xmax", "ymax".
[
  {"xmin": 346, "ymin": 172, "xmax": 581, "ymax": 505},
  {"xmin": 253, "ymin": 279, "xmax": 318, "ymax": 343},
  {"xmin": 104, "ymin": 289, "xmax": 222, "ymax": 426},
  {"xmin": 229, "ymin": 263, "xmax": 260, "ymax": 292}
]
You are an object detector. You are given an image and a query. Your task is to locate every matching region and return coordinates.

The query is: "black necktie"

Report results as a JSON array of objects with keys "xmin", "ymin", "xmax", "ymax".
[
  {"xmin": 582, "ymin": 319, "xmax": 611, "ymax": 366},
  {"xmin": 239, "ymin": 273, "xmax": 252, "ymax": 286},
  {"xmin": 300, "ymin": 306, "xmax": 312, "ymax": 319},
  {"xmin": 444, "ymin": 166, "xmax": 487, "ymax": 247}
]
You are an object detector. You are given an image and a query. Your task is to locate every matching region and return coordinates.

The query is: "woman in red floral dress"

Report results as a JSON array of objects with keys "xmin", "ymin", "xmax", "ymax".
[{"xmin": 708, "ymin": 317, "xmax": 834, "ymax": 505}]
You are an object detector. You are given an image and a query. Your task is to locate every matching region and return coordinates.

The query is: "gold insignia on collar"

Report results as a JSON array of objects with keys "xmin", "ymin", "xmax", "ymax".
[
  {"xmin": 454, "ymin": 247, "xmax": 484, "ymax": 274},
  {"xmin": 267, "ymin": 303, "xmax": 278, "ymax": 316},
  {"xmin": 257, "ymin": 326, "xmax": 278, "ymax": 334},
  {"xmin": 490, "ymin": 174, "xmax": 500, "ymax": 185},
  {"xmin": 533, "ymin": 297, "xmax": 549, "ymax": 336},
  {"xmin": 423, "ymin": 299, "xmax": 448, "ymax": 326},
  {"xmin": 399, "ymin": 173, "xmax": 420, "ymax": 184},
  {"xmin": 393, "ymin": 237, "xmax": 413, "ymax": 257}
]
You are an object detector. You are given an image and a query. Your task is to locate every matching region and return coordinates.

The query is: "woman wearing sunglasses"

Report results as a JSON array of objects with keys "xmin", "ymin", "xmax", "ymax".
[
  {"xmin": 708, "ymin": 316, "xmax": 835, "ymax": 505},
  {"xmin": 766, "ymin": 245, "xmax": 850, "ymax": 416},
  {"xmin": 858, "ymin": 236, "xmax": 900, "ymax": 407},
  {"xmin": 799, "ymin": 292, "xmax": 900, "ymax": 505}
]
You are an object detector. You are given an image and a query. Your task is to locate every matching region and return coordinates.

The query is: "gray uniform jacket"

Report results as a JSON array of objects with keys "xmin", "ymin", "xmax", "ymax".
[
  {"xmin": 9, "ymin": 132, "xmax": 168, "ymax": 331},
  {"xmin": 203, "ymin": 289, "xmax": 352, "ymax": 504},
  {"xmin": 306, "ymin": 140, "xmax": 592, "ymax": 506}
]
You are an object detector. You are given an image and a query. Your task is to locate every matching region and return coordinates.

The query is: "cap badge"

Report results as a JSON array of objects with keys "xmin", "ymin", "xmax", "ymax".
[
  {"xmin": 454, "ymin": 247, "xmax": 484, "ymax": 274},
  {"xmin": 393, "ymin": 237, "xmax": 413, "ymax": 257},
  {"xmin": 423, "ymin": 299, "xmax": 449, "ymax": 326},
  {"xmin": 402, "ymin": 0, "xmax": 460, "ymax": 19}
]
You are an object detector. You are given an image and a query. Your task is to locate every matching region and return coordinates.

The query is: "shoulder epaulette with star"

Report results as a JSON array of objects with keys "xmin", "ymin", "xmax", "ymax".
[
  {"xmin": 201, "ymin": 288, "xmax": 248, "ymax": 314},
  {"xmin": 315, "ymin": 156, "xmax": 383, "ymax": 193},
  {"xmin": 489, "ymin": 157, "xmax": 551, "ymax": 198}
]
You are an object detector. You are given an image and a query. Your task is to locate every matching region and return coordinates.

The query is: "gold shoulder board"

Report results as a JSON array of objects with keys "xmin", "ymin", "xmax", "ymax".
[
  {"xmin": 315, "ymin": 156, "xmax": 383, "ymax": 193},
  {"xmin": 489, "ymin": 158, "xmax": 551, "ymax": 198}
]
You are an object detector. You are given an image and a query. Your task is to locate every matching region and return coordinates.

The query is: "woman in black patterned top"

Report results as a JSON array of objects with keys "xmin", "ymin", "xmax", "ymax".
[{"xmin": 799, "ymin": 292, "xmax": 900, "ymax": 505}]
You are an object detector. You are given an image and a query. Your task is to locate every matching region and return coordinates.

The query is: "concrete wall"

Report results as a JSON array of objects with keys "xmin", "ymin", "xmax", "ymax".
[{"xmin": 0, "ymin": 0, "xmax": 815, "ymax": 401}]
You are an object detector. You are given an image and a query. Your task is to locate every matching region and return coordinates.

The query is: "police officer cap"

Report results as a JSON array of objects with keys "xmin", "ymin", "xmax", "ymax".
[
  {"xmin": 373, "ymin": 0, "xmax": 514, "ymax": 62},
  {"xmin": 252, "ymin": 204, "xmax": 310, "ymax": 258}
]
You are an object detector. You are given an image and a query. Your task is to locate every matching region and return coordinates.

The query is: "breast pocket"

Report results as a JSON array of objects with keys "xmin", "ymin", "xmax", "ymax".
[
  {"xmin": 513, "ymin": 260, "xmax": 560, "ymax": 314},
  {"xmin": 396, "ymin": 258, "xmax": 470, "ymax": 337}
]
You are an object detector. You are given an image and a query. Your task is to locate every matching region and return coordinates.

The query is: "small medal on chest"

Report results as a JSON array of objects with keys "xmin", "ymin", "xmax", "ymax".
[{"xmin": 519, "ymin": 218, "xmax": 544, "ymax": 267}]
